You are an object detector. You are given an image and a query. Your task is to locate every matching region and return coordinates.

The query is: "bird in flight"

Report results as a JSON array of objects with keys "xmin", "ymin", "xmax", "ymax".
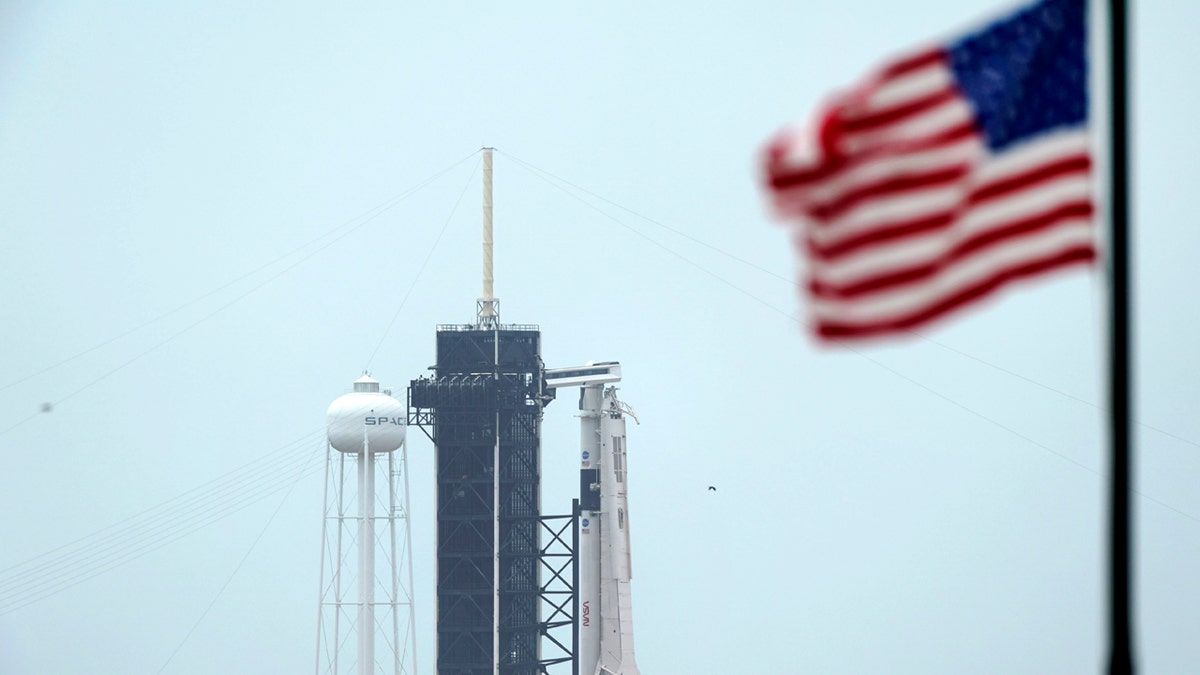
[{"xmin": 707, "ymin": 486, "xmax": 716, "ymax": 492}]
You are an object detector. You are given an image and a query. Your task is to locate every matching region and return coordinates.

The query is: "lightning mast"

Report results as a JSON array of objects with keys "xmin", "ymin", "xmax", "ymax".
[{"xmin": 478, "ymin": 147, "xmax": 499, "ymax": 330}]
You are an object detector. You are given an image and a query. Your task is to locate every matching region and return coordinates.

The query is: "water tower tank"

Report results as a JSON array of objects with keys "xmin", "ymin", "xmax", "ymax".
[{"xmin": 326, "ymin": 375, "xmax": 406, "ymax": 453}]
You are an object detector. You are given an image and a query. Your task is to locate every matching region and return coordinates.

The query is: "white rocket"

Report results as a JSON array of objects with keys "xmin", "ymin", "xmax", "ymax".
[{"xmin": 545, "ymin": 363, "xmax": 641, "ymax": 675}]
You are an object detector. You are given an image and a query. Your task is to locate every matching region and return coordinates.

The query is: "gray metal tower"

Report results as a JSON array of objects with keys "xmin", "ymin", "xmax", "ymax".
[{"xmin": 408, "ymin": 149, "xmax": 576, "ymax": 675}]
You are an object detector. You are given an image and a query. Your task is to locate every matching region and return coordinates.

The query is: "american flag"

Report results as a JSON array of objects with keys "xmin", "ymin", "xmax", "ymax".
[{"xmin": 764, "ymin": 0, "xmax": 1094, "ymax": 340}]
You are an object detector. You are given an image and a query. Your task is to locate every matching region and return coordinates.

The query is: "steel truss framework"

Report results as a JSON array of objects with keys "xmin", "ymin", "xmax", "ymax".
[
  {"xmin": 409, "ymin": 326, "xmax": 575, "ymax": 675},
  {"xmin": 536, "ymin": 509, "xmax": 578, "ymax": 674},
  {"xmin": 315, "ymin": 447, "xmax": 419, "ymax": 675}
]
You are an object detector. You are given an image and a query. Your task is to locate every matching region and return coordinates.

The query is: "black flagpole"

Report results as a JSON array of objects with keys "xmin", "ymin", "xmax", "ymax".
[{"xmin": 1107, "ymin": 0, "xmax": 1133, "ymax": 673}]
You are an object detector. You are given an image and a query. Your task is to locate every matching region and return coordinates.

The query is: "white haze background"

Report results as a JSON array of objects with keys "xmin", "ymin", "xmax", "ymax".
[{"xmin": 1, "ymin": 1, "xmax": 1198, "ymax": 673}]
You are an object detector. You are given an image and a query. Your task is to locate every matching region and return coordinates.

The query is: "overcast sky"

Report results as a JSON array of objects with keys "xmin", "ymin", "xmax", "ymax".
[{"xmin": 2, "ymin": 1, "xmax": 1197, "ymax": 673}]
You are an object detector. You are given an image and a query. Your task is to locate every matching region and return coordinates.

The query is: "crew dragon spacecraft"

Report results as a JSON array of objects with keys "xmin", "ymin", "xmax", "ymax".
[{"xmin": 545, "ymin": 362, "xmax": 642, "ymax": 675}]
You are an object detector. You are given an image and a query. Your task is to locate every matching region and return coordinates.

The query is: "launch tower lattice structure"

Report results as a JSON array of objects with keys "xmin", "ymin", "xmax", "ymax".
[{"xmin": 409, "ymin": 324, "xmax": 576, "ymax": 675}]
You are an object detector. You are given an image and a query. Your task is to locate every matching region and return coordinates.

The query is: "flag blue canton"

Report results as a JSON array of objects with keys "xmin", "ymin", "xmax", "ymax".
[{"xmin": 948, "ymin": 0, "xmax": 1087, "ymax": 152}]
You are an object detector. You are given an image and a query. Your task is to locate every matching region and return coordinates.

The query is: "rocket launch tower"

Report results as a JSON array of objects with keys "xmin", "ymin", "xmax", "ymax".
[
  {"xmin": 407, "ymin": 149, "xmax": 573, "ymax": 675},
  {"xmin": 408, "ymin": 321, "xmax": 554, "ymax": 674},
  {"xmin": 408, "ymin": 148, "xmax": 641, "ymax": 675}
]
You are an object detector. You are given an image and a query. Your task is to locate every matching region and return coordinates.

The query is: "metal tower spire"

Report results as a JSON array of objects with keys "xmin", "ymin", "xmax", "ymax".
[{"xmin": 477, "ymin": 147, "xmax": 500, "ymax": 329}]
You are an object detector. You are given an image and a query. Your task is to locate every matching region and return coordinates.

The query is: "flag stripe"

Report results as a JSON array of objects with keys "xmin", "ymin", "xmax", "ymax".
[
  {"xmin": 810, "ymin": 171, "xmax": 1092, "ymax": 280},
  {"xmin": 864, "ymin": 61, "xmax": 954, "ymax": 111},
  {"xmin": 840, "ymin": 88, "xmax": 959, "ymax": 132},
  {"xmin": 815, "ymin": 247, "xmax": 1096, "ymax": 338},
  {"xmin": 797, "ymin": 136, "xmax": 981, "ymax": 207},
  {"xmin": 973, "ymin": 154, "xmax": 1091, "ymax": 204},
  {"xmin": 811, "ymin": 221, "xmax": 1095, "ymax": 327},
  {"xmin": 808, "ymin": 210, "xmax": 958, "ymax": 260},
  {"xmin": 877, "ymin": 48, "xmax": 944, "ymax": 80},
  {"xmin": 807, "ymin": 140, "xmax": 1091, "ymax": 258},
  {"xmin": 804, "ymin": 133, "xmax": 1089, "ymax": 223},
  {"xmin": 840, "ymin": 98, "xmax": 975, "ymax": 154},
  {"xmin": 808, "ymin": 164, "xmax": 972, "ymax": 220},
  {"xmin": 809, "ymin": 201, "xmax": 1093, "ymax": 298},
  {"xmin": 768, "ymin": 122, "xmax": 976, "ymax": 190}
]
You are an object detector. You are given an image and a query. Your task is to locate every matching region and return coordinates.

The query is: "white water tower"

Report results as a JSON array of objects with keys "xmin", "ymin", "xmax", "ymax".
[{"xmin": 315, "ymin": 374, "xmax": 418, "ymax": 675}]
